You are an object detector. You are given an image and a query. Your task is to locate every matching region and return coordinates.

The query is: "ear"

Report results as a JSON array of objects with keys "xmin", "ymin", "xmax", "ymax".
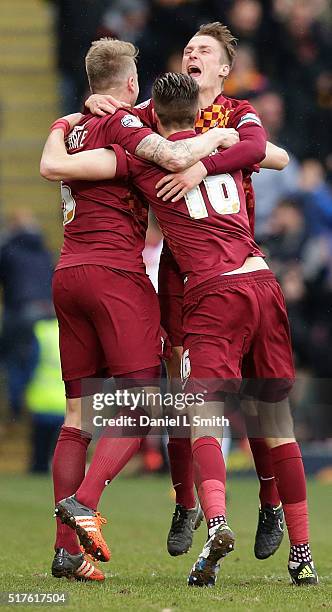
[
  {"xmin": 128, "ymin": 75, "xmax": 135, "ymax": 93},
  {"xmin": 219, "ymin": 64, "xmax": 230, "ymax": 79},
  {"xmin": 152, "ymin": 108, "xmax": 160, "ymax": 127}
]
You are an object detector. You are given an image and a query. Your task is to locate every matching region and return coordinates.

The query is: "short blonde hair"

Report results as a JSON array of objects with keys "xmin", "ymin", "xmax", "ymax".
[
  {"xmin": 195, "ymin": 22, "xmax": 237, "ymax": 67},
  {"xmin": 85, "ymin": 38, "xmax": 138, "ymax": 92}
]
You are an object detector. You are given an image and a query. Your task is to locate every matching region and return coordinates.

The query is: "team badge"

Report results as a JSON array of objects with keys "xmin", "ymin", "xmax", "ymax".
[{"xmin": 121, "ymin": 114, "xmax": 143, "ymax": 128}]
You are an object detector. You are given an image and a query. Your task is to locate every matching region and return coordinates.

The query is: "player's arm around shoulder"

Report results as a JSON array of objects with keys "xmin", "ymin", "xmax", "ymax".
[
  {"xmin": 260, "ymin": 142, "xmax": 289, "ymax": 171},
  {"xmin": 85, "ymin": 105, "xmax": 228, "ymax": 174},
  {"xmin": 40, "ymin": 114, "xmax": 121, "ymax": 182},
  {"xmin": 41, "ymin": 142, "xmax": 118, "ymax": 182},
  {"xmin": 155, "ymin": 129, "xmax": 240, "ymax": 202},
  {"xmin": 134, "ymin": 127, "xmax": 234, "ymax": 173},
  {"xmin": 230, "ymin": 100, "xmax": 288, "ymax": 171}
]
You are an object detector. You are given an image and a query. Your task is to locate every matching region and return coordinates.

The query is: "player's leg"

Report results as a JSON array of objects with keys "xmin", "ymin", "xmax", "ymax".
[
  {"xmin": 250, "ymin": 275, "xmax": 318, "ymax": 584},
  {"xmin": 159, "ymin": 261, "xmax": 203, "ymax": 554},
  {"xmin": 241, "ymin": 394, "xmax": 283, "ymax": 560},
  {"xmin": 188, "ymin": 400, "xmax": 235, "ymax": 588},
  {"xmin": 56, "ymin": 269, "xmax": 163, "ymax": 560},
  {"xmin": 51, "ymin": 267, "xmax": 106, "ymax": 580},
  {"xmin": 52, "ymin": 394, "xmax": 106, "ymax": 580},
  {"xmin": 181, "ymin": 282, "xmax": 255, "ymax": 587},
  {"xmin": 165, "ymin": 344, "xmax": 203, "ymax": 556},
  {"xmin": 56, "ymin": 368, "xmax": 162, "ymax": 562},
  {"xmin": 73, "ymin": 367, "xmax": 161, "ymax": 507},
  {"xmin": 167, "ymin": 345, "xmax": 196, "ymax": 510},
  {"xmin": 260, "ymin": 401, "xmax": 318, "ymax": 585},
  {"xmin": 52, "ymin": 397, "xmax": 90, "ymax": 557}
]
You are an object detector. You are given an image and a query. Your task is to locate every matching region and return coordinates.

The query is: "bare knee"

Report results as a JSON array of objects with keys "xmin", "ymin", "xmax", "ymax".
[
  {"xmin": 64, "ymin": 398, "xmax": 82, "ymax": 429},
  {"xmin": 257, "ymin": 399, "xmax": 295, "ymax": 439},
  {"xmin": 241, "ymin": 397, "xmax": 259, "ymax": 417}
]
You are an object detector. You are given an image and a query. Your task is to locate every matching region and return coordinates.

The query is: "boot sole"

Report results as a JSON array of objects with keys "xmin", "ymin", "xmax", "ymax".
[
  {"xmin": 55, "ymin": 504, "xmax": 109, "ymax": 563},
  {"xmin": 189, "ymin": 528, "xmax": 235, "ymax": 587},
  {"xmin": 254, "ymin": 530, "xmax": 284, "ymax": 560}
]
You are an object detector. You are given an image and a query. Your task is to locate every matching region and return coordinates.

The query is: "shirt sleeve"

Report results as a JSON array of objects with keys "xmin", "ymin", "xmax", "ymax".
[
  {"xmin": 105, "ymin": 109, "xmax": 155, "ymax": 154},
  {"xmin": 105, "ymin": 144, "xmax": 129, "ymax": 180},
  {"xmin": 201, "ymin": 123, "xmax": 267, "ymax": 176},
  {"xmin": 201, "ymin": 99, "xmax": 266, "ymax": 175},
  {"xmin": 229, "ymin": 100, "xmax": 263, "ymax": 130}
]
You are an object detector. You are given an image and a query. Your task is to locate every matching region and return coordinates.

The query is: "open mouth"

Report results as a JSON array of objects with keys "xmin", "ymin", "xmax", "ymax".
[{"xmin": 187, "ymin": 65, "xmax": 202, "ymax": 78}]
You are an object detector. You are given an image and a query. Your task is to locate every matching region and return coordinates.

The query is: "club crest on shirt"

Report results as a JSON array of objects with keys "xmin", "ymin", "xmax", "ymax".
[{"xmin": 121, "ymin": 114, "xmax": 143, "ymax": 128}]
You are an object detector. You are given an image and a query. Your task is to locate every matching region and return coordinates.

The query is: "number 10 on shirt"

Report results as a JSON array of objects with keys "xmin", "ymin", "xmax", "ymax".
[{"xmin": 184, "ymin": 174, "xmax": 240, "ymax": 220}]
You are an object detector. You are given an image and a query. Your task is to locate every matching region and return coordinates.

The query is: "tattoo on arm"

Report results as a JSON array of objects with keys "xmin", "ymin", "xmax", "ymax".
[{"xmin": 135, "ymin": 134, "xmax": 192, "ymax": 171}]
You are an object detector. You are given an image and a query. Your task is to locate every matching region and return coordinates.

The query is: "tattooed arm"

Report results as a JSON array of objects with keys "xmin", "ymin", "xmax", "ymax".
[{"xmin": 134, "ymin": 128, "xmax": 238, "ymax": 172}]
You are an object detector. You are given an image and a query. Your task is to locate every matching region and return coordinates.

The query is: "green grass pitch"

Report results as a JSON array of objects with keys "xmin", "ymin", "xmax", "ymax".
[{"xmin": 1, "ymin": 474, "xmax": 331, "ymax": 611}]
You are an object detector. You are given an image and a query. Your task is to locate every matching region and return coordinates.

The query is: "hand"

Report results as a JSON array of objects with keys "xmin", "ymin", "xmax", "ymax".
[
  {"xmin": 85, "ymin": 93, "xmax": 131, "ymax": 117},
  {"xmin": 60, "ymin": 112, "xmax": 83, "ymax": 129},
  {"xmin": 216, "ymin": 128, "xmax": 240, "ymax": 148},
  {"xmin": 156, "ymin": 162, "xmax": 208, "ymax": 202}
]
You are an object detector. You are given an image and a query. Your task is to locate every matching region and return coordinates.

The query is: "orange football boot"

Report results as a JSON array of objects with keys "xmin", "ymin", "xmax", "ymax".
[{"xmin": 55, "ymin": 496, "xmax": 111, "ymax": 562}]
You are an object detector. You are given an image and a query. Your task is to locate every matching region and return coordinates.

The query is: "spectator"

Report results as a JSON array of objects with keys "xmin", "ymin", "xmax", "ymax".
[
  {"xmin": 0, "ymin": 210, "xmax": 54, "ymax": 420},
  {"xmin": 100, "ymin": 0, "xmax": 149, "ymax": 43},
  {"xmin": 26, "ymin": 317, "xmax": 65, "ymax": 473},
  {"xmin": 227, "ymin": 0, "xmax": 264, "ymax": 44},
  {"xmin": 251, "ymin": 90, "xmax": 300, "ymax": 238},
  {"xmin": 226, "ymin": 0, "xmax": 277, "ymax": 72},
  {"xmin": 50, "ymin": 0, "xmax": 109, "ymax": 113},
  {"xmin": 262, "ymin": 199, "xmax": 313, "ymax": 368},
  {"xmin": 296, "ymin": 159, "xmax": 332, "ymax": 236},
  {"xmin": 270, "ymin": 0, "xmax": 332, "ymax": 159},
  {"xmin": 262, "ymin": 193, "xmax": 332, "ymax": 377},
  {"xmin": 223, "ymin": 44, "xmax": 269, "ymax": 99}
]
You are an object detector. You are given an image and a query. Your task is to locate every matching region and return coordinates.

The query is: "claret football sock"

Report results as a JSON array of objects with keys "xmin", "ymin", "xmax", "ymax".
[
  {"xmin": 248, "ymin": 437, "xmax": 281, "ymax": 507},
  {"xmin": 76, "ymin": 408, "xmax": 150, "ymax": 510},
  {"xmin": 192, "ymin": 437, "xmax": 226, "ymax": 522},
  {"xmin": 52, "ymin": 425, "xmax": 92, "ymax": 555},
  {"xmin": 270, "ymin": 442, "xmax": 310, "ymax": 548},
  {"xmin": 168, "ymin": 437, "xmax": 196, "ymax": 509}
]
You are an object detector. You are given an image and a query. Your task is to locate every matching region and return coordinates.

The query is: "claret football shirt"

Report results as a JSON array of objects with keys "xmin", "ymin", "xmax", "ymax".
[
  {"xmin": 114, "ymin": 130, "xmax": 264, "ymax": 294},
  {"xmin": 135, "ymin": 93, "xmax": 263, "ymax": 237},
  {"xmin": 56, "ymin": 109, "xmax": 154, "ymax": 273}
]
